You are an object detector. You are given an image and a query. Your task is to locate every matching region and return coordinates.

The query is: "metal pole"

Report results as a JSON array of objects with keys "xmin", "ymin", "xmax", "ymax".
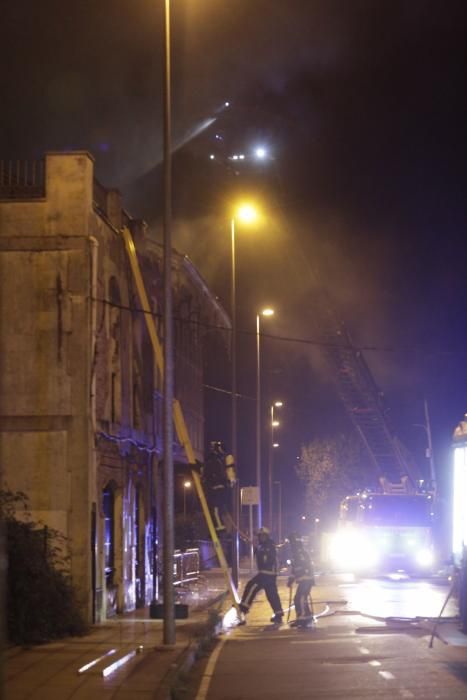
[
  {"xmin": 278, "ymin": 482, "xmax": 282, "ymax": 543},
  {"xmin": 0, "ymin": 510, "xmax": 5, "ymax": 700},
  {"xmin": 274, "ymin": 481, "xmax": 282, "ymax": 543},
  {"xmin": 231, "ymin": 219, "xmax": 239, "ymax": 586},
  {"xmin": 424, "ymin": 399, "xmax": 437, "ymax": 494},
  {"xmin": 268, "ymin": 405, "xmax": 274, "ymax": 532},
  {"xmin": 256, "ymin": 314, "xmax": 262, "ymax": 529},
  {"xmin": 162, "ymin": 0, "xmax": 175, "ymax": 646},
  {"xmin": 249, "ymin": 505, "xmax": 254, "ymax": 572}
]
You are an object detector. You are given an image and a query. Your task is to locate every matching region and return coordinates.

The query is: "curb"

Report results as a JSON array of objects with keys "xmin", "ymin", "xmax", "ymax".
[{"xmin": 155, "ymin": 592, "xmax": 227, "ymax": 700}]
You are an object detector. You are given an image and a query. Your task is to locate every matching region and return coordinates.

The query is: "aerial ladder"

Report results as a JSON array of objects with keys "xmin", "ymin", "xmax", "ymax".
[
  {"xmin": 121, "ymin": 227, "xmax": 240, "ymax": 612},
  {"xmin": 311, "ymin": 283, "xmax": 421, "ymax": 491}
]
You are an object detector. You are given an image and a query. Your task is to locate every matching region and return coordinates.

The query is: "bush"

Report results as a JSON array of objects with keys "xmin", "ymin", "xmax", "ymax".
[{"xmin": 1, "ymin": 489, "xmax": 88, "ymax": 644}]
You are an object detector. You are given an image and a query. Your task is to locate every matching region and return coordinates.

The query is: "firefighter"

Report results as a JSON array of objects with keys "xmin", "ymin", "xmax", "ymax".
[
  {"xmin": 239, "ymin": 527, "xmax": 284, "ymax": 624},
  {"xmin": 202, "ymin": 441, "xmax": 236, "ymax": 532},
  {"xmin": 287, "ymin": 532, "xmax": 315, "ymax": 628}
]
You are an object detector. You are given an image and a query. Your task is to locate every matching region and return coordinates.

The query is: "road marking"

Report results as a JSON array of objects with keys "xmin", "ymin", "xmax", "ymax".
[
  {"xmin": 359, "ymin": 647, "xmax": 370, "ymax": 654},
  {"xmin": 195, "ymin": 638, "xmax": 226, "ymax": 700},
  {"xmin": 379, "ymin": 670, "xmax": 396, "ymax": 680},
  {"xmin": 399, "ymin": 690, "xmax": 414, "ymax": 698},
  {"xmin": 368, "ymin": 660, "xmax": 381, "ymax": 667}
]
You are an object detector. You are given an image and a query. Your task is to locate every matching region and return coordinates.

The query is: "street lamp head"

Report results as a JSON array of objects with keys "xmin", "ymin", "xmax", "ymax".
[
  {"xmin": 183, "ymin": 481, "xmax": 191, "ymax": 489},
  {"xmin": 236, "ymin": 203, "xmax": 258, "ymax": 224},
  {"xmin": 274, "ymin": 401, "xmax": 283, "ymax": 407},
  {"xmin": 261, "ymin": 307, "xmax": 274, "ymax": 317},
  {"xmin": 273, "ymin": 442, "xmax": 279, "ymax": 448},
  {"xmin": 254, "ymin": 146, "xmax": 267, "ymax": 159},
  {"xmin": 272, "ymin": 420, "xmax": 280, "ymax": 427}
]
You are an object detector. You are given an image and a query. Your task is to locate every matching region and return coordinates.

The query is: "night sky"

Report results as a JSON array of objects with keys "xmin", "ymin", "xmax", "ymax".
[{"xmin": 2, "ymin": 1, "xmax": 466, "ymax": 519}]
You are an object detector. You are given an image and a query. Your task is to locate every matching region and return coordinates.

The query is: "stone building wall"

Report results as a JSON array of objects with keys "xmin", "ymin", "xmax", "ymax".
[{"xmin": 0, "ymin": 152, "xmax": 230, "ymax": 622}]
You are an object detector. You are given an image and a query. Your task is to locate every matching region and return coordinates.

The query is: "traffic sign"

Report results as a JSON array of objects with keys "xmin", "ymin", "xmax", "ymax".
[{"xmin": 241, "ymin": 486, "xmax": 259, "ymax": 506}]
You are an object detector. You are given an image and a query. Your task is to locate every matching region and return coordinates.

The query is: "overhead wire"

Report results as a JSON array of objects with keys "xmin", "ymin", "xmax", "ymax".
[{"xmin": 92, "ymin": 295, "xmax": 467, "ymax": 357}]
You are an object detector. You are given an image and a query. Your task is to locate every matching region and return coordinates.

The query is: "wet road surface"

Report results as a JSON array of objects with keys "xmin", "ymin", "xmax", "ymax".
[{"xmin": 188, "ymin": 573, "xmax": 466, "ymax": 700}]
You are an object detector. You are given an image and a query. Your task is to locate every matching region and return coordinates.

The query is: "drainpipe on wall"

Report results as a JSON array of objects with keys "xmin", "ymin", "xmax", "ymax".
[{"xmin": 89, "ymin": 236, "xmax": 99, "ymax": 623}]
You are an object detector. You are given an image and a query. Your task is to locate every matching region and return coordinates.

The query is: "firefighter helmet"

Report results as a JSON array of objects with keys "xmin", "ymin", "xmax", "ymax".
[
  {"xmin": 256, "ymin": 527, "xmax": 270, "ymax": 537},
  {"xmin": 209, "ymin": 440, "xmax": 225, "ymax": 454}
]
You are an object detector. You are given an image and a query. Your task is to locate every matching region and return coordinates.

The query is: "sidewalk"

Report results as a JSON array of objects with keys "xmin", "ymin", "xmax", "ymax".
[
  {"xmin": 7, "ymin": 570, "xmax": 466, "ymax": 700},
  {"xmin": 431, "ymin": 620, "xmax": 467, "ymax": 648},
  {"xmin": 5, "ymin": 570, "xmax": 228, "ymax": 700}
]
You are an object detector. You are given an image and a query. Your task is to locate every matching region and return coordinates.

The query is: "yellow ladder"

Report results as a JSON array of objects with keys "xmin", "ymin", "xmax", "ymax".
[{"xmin": 121, "ymin": 227, "xmax": 240, "ymax": 610}]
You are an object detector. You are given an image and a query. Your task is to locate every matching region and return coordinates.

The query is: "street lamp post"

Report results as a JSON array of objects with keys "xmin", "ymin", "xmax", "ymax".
[
  {"xmin": 274, "ymin": 481, "xmax": 283, "ymax": 543},
  {"xmin": 256, "ymin": 308, "xmax": 274, "ymax": 530},
  {"xmin": 230, "ymin": 216, "xmax": 238, "ymax": 587},
  {"xmin": 268, "ymin": 401, "xmax": 283, "ymax": 534},
  {"xmin": 414, "ymin": 399, "xmax": 437, "ymax": 494},
  {"xmin": 162, "ymin": 0, "xmax": 175, "ymax": 646},
  {"xmin": 230, "ymin": 203, "xmax": 259, "ymax": 586},
  {"xmin": 183, "ymin": 481, "xmax": 191, "ymax": 522}
]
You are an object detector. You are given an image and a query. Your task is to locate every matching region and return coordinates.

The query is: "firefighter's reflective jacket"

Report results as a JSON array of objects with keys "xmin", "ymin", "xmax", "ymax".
[
  {"xmin": 256, "ymin": 539, "xmax": 278, "ymax": 575},
  {"xmin": 290, "ymin": 545, "xmax": 314, "ymax": 584}
]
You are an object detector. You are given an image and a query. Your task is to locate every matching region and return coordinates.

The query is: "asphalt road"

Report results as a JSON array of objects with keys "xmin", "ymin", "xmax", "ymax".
[{"xmin": 187, "ymin": 573, "xmax": 467, "ymax": 700}]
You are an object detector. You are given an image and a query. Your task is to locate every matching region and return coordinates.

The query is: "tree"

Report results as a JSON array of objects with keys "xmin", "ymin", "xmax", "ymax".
[
  {"xmin": 1, "ymin": 489, "xmax": 87, "ymax": 644},
  {"xmin": 295, "ymin": 433, "xmax": 376, "ymax": 525}
]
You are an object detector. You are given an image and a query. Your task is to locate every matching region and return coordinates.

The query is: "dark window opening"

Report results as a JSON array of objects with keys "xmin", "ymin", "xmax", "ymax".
[
  {"xmin": 135, "ymin": 485, "xmax": 141, "ymax": 580},
  {"xmin": 103, "ymin": 486, "xmax": 115, "ymax": 584}
]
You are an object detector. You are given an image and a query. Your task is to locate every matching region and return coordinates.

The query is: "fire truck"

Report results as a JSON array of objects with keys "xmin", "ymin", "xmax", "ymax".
[
  {"xmin": 329, "ymin": 484, "xmax": 436, "ymax": 575},
  {"xmin": 311, "ymin": 278, "xmax": 437, "ymax": 576}
]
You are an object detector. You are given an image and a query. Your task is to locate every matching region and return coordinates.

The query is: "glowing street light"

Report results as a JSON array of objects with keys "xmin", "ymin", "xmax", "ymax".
[
  {"xmin": 254, "ymin": 146, "xmax": 267, "ymax": 159},
  {"xmin": 237, "ymin": 203, "xmax": 259, "ymax": 225}
]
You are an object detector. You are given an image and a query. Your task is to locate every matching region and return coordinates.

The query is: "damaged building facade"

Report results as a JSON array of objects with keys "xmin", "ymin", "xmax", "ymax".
[{"xmin": 0, "ymin": 152, "xmax": 230, "ymax": 623}]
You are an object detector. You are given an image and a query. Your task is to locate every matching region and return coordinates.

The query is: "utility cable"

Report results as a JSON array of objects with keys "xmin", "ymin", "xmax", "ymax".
[{"xmin": 92, "ymin": 295, "xmax": 467, "ymax": 357}]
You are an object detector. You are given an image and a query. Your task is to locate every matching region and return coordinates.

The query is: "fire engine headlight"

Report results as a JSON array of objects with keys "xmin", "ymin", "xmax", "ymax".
[
  {"xmin": 329, "ymin": 532, "xmax": 379, "ymax": 569},
  {"xmin": 415, "ymin": 548, "xmax": 434, "ymax": 568}
]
